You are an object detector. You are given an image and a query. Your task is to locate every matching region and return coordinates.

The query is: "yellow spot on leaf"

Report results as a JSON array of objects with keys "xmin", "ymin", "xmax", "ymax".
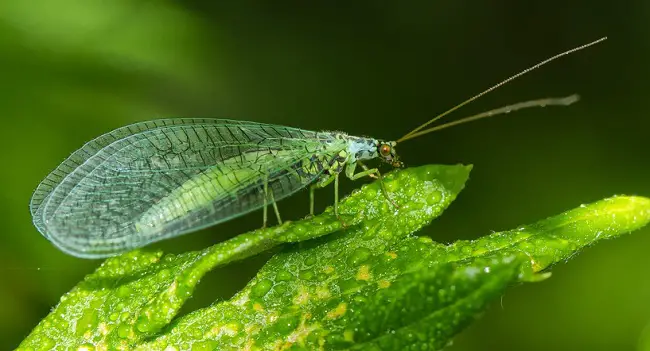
[
  {"xmin": 245, "ymin": 323, "xmax": 262, "ymax": 335},
  {"xmin": 323, "ymin": 266, "xmax": 335, "ymax": 274},
  {"xmin": 386, "ymin": 252, "xmax": 397, "ymax": 259},
  {"xmin": 344, "ymin": 329, "xmax": 355, "ymax": 342},
  {"xmin": 293, "ymin": 287, "xmax": 310, "ymax": 305},
  {"xmin": 167, "ymin": 280, "xmax": 178, "ymax": 295},
  {"xmin": 315, "ymin": 286, "xmax": 331, "ymax": 299},
  {"xmin": 208, "ymin": 323, "xmax": 239, "ymax": 338},
  {"xmin": 531, "ymin": 258, "xmax": 542, "ymax": 271},
  {"xmin": 232, "ymin": 292, "xmax": 250, "ymax": 306},
  {"xmin": 378, "ymin": 280, "xmax": 391, "ymax": 289},
  {"xmin": 473, "ymin": 248, "xmax": 487, "ymax": 255},
  {"xmin": 356, "ymin": 265, "xmax": 371, "ymax": 281},
  {"xmin": 253, "ymin": 302, "xmax": 264, "ymax": 312},
  {"xmin": 267, "ymin": 311, "xmax": 279, "ymax": 323},
  {"xmin": 98, "ymin": 322, "xmax": 109, "ymax": 336},
  {"xmin": 285, "ymin": 315, "xmax": 318, "ymax": 348},
  {"xmin": 241, "ymin": 339, "xmax": 255, "ymax": 351},
  {"xmin": 117, "ymin": 340, "xmax": 130, "ymax": 351},
  {"xmin": 326, "ymin": 302, "xmax": 347, "ymax": 319}
]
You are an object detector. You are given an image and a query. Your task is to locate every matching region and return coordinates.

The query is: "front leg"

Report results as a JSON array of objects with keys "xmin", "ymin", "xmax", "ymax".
[
  {"xmin": 345, "ymin": 161, "xmax": 379, "ymax": 181},
  {"xmin": 347, "ymin": 161, "xmax": 399, "ymax": 209},
  {"xmin": 348, "ymin": 164, "xmax": 380, "ymax": 181},
  {"xmin": 348, "ymin": 161, "xmax": 378, "ymax": 179}
]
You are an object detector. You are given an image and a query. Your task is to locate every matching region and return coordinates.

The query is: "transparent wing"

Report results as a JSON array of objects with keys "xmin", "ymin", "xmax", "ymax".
[{"xmin": 30, "ymin": 118, "xmax": 343, "ymax": 258}]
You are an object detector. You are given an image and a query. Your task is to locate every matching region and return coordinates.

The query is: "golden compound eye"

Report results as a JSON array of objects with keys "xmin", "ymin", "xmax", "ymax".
[{"xmin": 379, "ymin": 144, "xmax": 391, "ymax": 157}]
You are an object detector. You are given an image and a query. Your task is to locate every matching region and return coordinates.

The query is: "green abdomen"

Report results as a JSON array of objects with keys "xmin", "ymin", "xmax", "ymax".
[{"xmin": 134, "ymin": 149, "xmax": 332, "ymax": 232}]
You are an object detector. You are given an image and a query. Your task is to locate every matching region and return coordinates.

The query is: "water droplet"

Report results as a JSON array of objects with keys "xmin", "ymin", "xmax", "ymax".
[
  {"xmin": 347, "ymin": 247, "xmax": 372, "ymax": 266},
  {"xmin": 135, "ymin": 315, "xmax": 152, "ymax": 333},
  {"xmin": 74, "ymin": 309, "xmax": 98, "ymax": 337},
  {"xmin": 338, "ymin": 278, "xmax": 362, "ymax": 292},
  {"xmin": 120, "ymin": 312, "xmax": 130, "ymax": 321},
  {"xmin": 293, "ymin": 224, "xmax": 306, "ymax": 234},
  {"xmin": 191, "ymin": 341, "xmax": 219, "ymax": 351},
  {"xmin": 299, "ymin": 269, "xmax": 315, "ymax": 281},
  {"xmin": 192, "ymin": 329, "xmax": 202, "ymax": 338},
  {"xmin": 426, "ymin": 190, "xmax": 442, "ymax": 205},
  {"xmin": 250, "ymin": 279, "xmax": 273, "ymax": 297},
  {"xmin": 117, "ymin": 324, "xmax": 131, "ymax": 339},
  {"xmin": 36, "ymin": 336, "xmax": 55, "ymax": 350},
  {"xmin": 405, "ymin": 186, "xmax": 416, "ymax": 197},
  {"xmin": 460, "ymin": 245, "xmax": 473, "ymax": 255},
  {"xmin": 117, "ymin": 285, "xmax": 132, "ymax": 298},
  {"xmin": 304, "ymin": 256, "xmax": 317, "ymax": 266},
  {"xmin": 157, "ymin": 268, "xmax": 171, "ymax": 280},
  {"xmin": 275, "ymin": 269, "xmax": 293, "ymax": 281}
]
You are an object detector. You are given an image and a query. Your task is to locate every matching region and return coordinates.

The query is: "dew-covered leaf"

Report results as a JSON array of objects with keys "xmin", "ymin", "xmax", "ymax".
[
  {"xmin": 439, "ymin": 195, "xmax": 650, "ymax": 281},
  {"xmin": 18, "ymin": 164, "xmax": 471, "ymax": 350},
  {"xmin": 17, "ymin": 164, "xmax": 650, "ymax": 351}
]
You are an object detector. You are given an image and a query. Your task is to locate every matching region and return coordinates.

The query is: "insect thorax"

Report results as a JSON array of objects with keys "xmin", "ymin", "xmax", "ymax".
[
  {"xmin": 292, "ymin": 132, "xmax": 376, "ymax": 177},
  {"xmin": 346, "ymin": 136, "xmax": 380, "ymax": 161},
  {"xmin": 324, "ymin": 133, "xmax": 380, "ymax": 173}
]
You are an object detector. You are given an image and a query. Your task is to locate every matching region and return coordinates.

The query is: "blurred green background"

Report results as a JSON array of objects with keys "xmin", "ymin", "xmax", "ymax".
[{"xmin": 2, "ymin": 1, "xmax": 648, "ymax": 350}]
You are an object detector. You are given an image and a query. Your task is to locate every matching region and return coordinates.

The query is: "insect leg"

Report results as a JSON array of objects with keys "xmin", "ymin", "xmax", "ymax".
[
  {"xmin": 334, "ymin": 172, "xmax": 339, "ymax": 216},
  {"xmin": 262, "ymin": 175, "xmax": 269, "ymax": 228},
  {"xmin": 353, "ymin": 162, "xmax": 399, "ymax": 209},
  {"xmin": 268, "ymin": 189, "xmax": 283, "ymax": 225},
  {"xmin": 346, "ymin": 161, "xmax": 378, "ymax": 180},
  {"xmin": 348, "ymin": 164, "xmax": 379, "ymax": 180},
  {"xmin": 261, "ymin": 172, "xmax": 282, "ymax": 225}
]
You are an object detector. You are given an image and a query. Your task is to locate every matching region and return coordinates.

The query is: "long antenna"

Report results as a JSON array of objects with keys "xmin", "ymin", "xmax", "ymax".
[
  {"xmin": 397, "ymin": 94, "xmax": 579, "ymax": 142},
  {"xmin": 398, "ymin": 36, "xmax": 607, "ymax": 141}
]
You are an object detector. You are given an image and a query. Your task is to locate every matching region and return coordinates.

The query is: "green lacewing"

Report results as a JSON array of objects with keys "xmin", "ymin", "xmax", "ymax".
[{"xmin": 30, "ymin": 37, "xmax": 606, "ymax": 258}]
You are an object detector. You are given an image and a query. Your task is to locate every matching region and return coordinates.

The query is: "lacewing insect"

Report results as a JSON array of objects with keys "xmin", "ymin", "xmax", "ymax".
[{"xmin": 30, "ymin": 37, "xmax": 606, "ymax": 258}]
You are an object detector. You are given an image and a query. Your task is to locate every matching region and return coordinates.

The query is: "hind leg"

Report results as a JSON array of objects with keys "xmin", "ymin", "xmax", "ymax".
[{"xmin": 309, "ymin": 173, "xmax": 337, "ymax": 216}]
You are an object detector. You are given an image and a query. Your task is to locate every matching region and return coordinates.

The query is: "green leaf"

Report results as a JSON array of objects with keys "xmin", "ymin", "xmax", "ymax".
[
  {"xmin": 440, "ymin": 195, "xmax": 650, "ymax": 281},
  {"xmin": 17, "ymin": 165, "xmax": 650, "ymax": 351}
]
